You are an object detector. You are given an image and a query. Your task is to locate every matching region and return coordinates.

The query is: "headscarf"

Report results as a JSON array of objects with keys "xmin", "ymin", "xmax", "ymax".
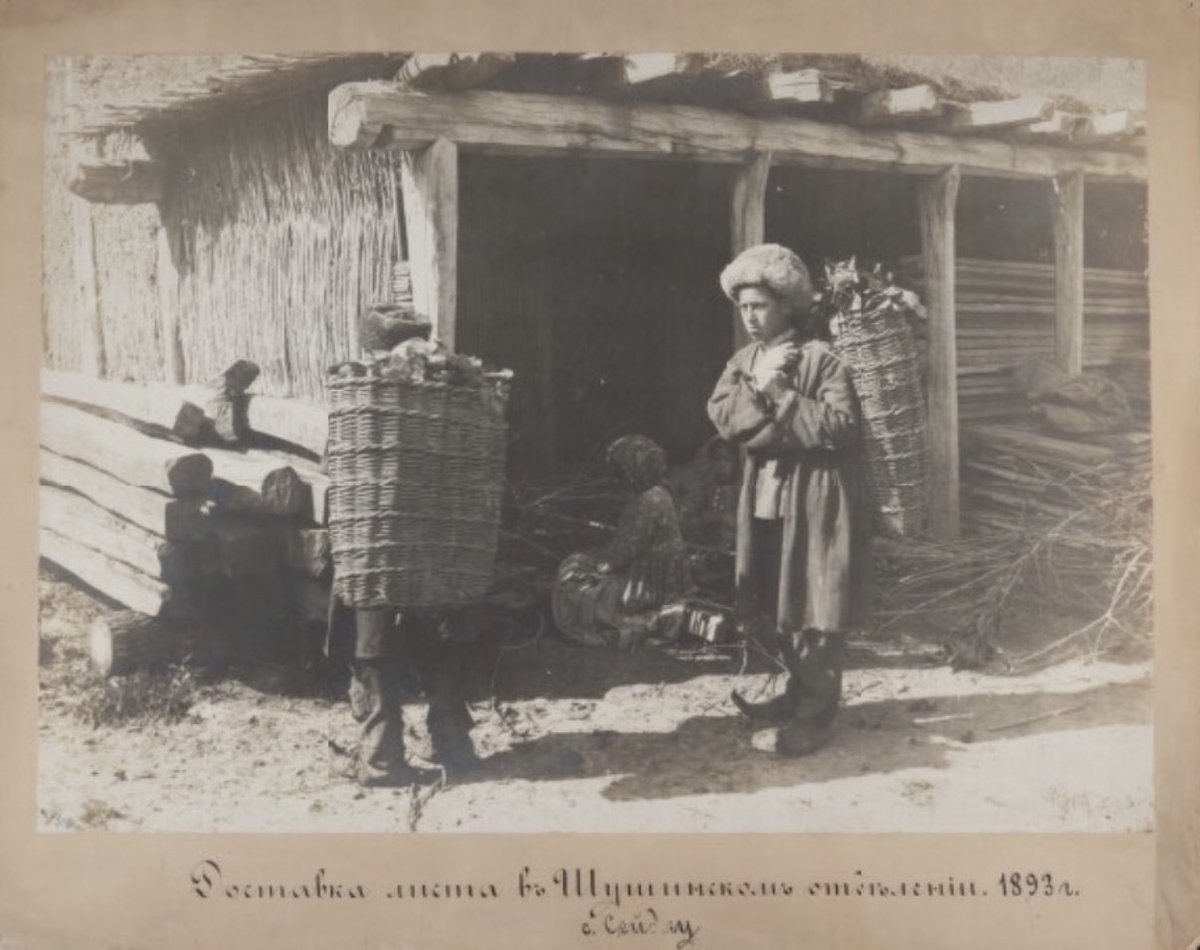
[
  {"xmin": 719, "ymin": 243, "xmax": 814, "ymax": 315},
  {"xmin": 606, "ymin": 434, "xmax": 668, "ymax": 491}
]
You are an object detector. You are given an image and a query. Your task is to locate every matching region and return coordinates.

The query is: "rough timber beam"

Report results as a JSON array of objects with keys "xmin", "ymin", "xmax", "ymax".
[
  {"xmin": 1075, "ymin": 110, "xmax": 1141, "ymax": 145},
  {"xmin": 328, "ymin": 84, "xmax": 1146, "ymax": 182},
  {"xmin": 620, "ymin": 53, "xmax": 695, "ymax": 86},
  {"xmin": 940, "ymin": 96, "xmax": 1055, "ymax": 132},
  {"xmin": 400, "ymin": 138, "xmax": 459, "ymax": 351},
  {"xmin": 729, "ymin": 151, "xmax": 773, "ymax": 347},
  {"xmin": 1052, "ymin": 170, "xmax": 1086, "ymax": 375},
  {"xmin": 1014, "ymin": 111, "xmax": 1087, "ymax": 142},
  {"xmin": 395, "ymin": 53, "xmax": 515, "ymax": 91},
  {"xmin": 918, "ymin": 166, "xmax": 962, "ymax": 540},
  {"xmin": 855, "ymin": 84, "xmax": 943, "ymax": 125},
  {"xmin": 761, "ymin": 69, "xmax": 835, "ymax": 106}
]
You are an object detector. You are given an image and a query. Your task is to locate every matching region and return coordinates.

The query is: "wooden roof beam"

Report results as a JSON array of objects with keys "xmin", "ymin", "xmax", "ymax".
[
  {"xmin": 69, "ymin": 159, "xmax": 166, "ymax": 204},
  {"xmin": 1013, "ymin": 110, "xmax": 1087, "ymax": 142},
  {"xmin": 1075, "ymin": 110, "xmax": 1142, "ymax": 145},
  {"xmin": 855, "ymin": 84, "xmax": 943, "ymax": 125},
  {"xmin": 941, "ymin": 96, "xmax": 1055, "ymax": 133},
  {"xmin": 620, "ymin": 53, "xmax": 697, "ymax": 86},
  {"xmin": 327, "ymin": 83, "xmax": 1146, "ymax": 182},
  {"xmin": 395, "ymin": 53, "xmax": 515, "ymax": 91},
  {"xmin": 761, "ymin": 69, "xmax": 836, "ymax": 106}
]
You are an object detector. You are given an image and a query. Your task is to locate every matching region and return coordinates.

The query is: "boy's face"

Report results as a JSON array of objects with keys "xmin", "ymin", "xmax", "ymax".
[{"xmin": 736, "ymin": 286, "xmax": 790, "ymax": 342}]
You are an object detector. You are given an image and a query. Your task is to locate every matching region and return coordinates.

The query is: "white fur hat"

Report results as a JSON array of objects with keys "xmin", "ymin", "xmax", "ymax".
[{"xmin": 719, "ymin": 243, "xmax": 813, "ymax": 310}]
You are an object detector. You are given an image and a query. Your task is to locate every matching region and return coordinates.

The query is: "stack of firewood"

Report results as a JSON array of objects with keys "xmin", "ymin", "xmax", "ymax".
[{"xmin": 39, "ymin": 364, "xmax": 334, "ymax": 676}]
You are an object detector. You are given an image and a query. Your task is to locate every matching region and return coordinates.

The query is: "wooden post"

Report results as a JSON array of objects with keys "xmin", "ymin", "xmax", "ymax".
[
  {"xmin": 156, "ymin": 224, "xmax": 185, "ymax": 384},
  {"xmin": 71, "ymin": 196, "xmax": 105, "ymax": 376},
  {"xmin": 729, "ymin": 151, "xmax": 772, "ymax": 347},
  {"xmin": 1052, "ymin": 170, "xmax": 1085, "ymax": 375},
  {"xmin": 535, "ymin": 277, "xmax": 557, "ymax": 475},
  {"xmin": 918, "ymin": 166, "xmax": 962, "ymax": 539},
  {"xmin": 400, "ymin": 137, "xmax": 459, "ymax": 351}
]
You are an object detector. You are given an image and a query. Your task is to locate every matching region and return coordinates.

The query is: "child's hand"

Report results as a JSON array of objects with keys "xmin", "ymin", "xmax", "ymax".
[
  {"xmin": 760, "ymin": 374, "xmax": 793, "ymax": 404},
  {"xmin": 752, "ymin": 343, "xmax": 799, "ymax": 388}
]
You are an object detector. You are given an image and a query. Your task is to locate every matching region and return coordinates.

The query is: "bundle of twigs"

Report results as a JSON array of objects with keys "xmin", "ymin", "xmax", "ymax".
[{"xmin": 877, "ymin": 464, "xmax": 1151, "ymax": 670}]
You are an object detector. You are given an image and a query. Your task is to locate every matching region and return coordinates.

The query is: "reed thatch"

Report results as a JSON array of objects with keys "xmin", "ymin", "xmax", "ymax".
[
  {"xmin": 161, "ymin": 93, "xmax": 405, "ymax": 399},
  {"xmin": 93, "ymin": 202, "xmax": 164, "ymax": 381}
]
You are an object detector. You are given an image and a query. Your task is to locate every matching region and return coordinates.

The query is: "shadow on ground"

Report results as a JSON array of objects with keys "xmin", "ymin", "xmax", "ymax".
[
  {"xmin": 482, "ymin": 633, "xmax": 951, "ymax": 704},
  {"xmin": 458, "ymin": 680, "xmax": 1150, "ymax": 802}
]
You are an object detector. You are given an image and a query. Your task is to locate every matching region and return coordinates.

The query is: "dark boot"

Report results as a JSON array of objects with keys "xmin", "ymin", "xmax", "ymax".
[
  {"xmin": 419, "ymin": 612, "xmax": 485, "ymax": 779},
  {"xmin": 732, "ymin": 619, "xmax": 804, "ymax": 722},
  {"xmin": 353, "ymin": 660, "xmax": 436, "ymax": 787},
  {"xmin": 428, "ymin": 694, "xmax": 484, "ymax": 778},
  {"xmin": 775, "ymin": 631, "xmax": 844, "ymax": 758},
  {"xmin": 731, "ymin": 678, "xmax": 801, "ymax": 722}
]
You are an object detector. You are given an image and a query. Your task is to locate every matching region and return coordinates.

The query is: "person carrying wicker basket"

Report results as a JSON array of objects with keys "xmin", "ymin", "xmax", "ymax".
[
  {"xmin": 707, "ymin": 244, "xmax": 874, "ymax": 757},
  {"xmin": 324, "ymin": 308, "xmax": 489, "ymax": 788}
]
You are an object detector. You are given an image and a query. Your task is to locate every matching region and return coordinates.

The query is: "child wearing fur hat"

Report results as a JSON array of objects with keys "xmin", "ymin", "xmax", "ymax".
[{"xmin": 707, "ymin": 244, "xmax": 874, "ymax": 757}]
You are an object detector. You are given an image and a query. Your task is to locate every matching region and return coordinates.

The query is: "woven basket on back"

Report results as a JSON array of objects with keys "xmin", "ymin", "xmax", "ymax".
[
  {"xmin": 327, "ymin": 374, "xmax": 509, "ymax": 608},
  {"xmin": 832, "ymin": 299, "xmax": 929, "ymax": 538}
]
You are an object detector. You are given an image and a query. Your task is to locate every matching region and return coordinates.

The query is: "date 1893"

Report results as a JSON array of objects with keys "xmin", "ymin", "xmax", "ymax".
[{"xmin": 998, "ymin": 873, "xmax": 1081, "ymax": 897}]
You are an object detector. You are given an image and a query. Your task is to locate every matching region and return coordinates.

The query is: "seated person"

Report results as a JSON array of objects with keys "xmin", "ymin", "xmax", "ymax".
[
  {"xmin": 552, "ymin": 435, "xmax": 691, "ymax": 649},
  {"xmin": 666, "ymin": 435, "xmax": 740, "ymax": 552}
]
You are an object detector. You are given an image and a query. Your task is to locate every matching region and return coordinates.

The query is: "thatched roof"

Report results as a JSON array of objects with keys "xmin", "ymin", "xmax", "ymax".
[
  {"xmin": 51, "ymin": 52, "xmax": 1146, "ymax": 151},
  {"xmin": 50, "ymin": 53, "xmax": 408, "ymax": 135}
]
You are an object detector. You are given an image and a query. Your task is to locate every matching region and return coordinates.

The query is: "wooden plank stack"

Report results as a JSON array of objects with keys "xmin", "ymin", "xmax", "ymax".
[
  {"xmin": 898, "ymin": 256, "xmax": 1150, "ymax": 425},
  {"xmin": 961, "ymin": 422, "xmax": 1151, "ymax": 536},
  {"xmin": 39, "ymin": 364, "xmax": 334, "ymax": 675}
]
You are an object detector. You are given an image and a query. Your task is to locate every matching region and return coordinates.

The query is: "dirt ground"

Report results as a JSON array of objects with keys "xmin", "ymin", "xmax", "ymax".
[{"xmin": 36, "ymin": 568, "xmax": 1153, "ymax": 834}]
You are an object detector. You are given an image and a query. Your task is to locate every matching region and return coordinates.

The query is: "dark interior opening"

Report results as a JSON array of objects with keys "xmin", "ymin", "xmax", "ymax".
[
  {"xmin": 458, "ymin": 154, "xmax": 733, "ymax": 479},
  {"xmin": 457, "ymin": 156, "xmax": 1146, "ymax": 483},
  {"xmin": 1084, "ymin": 181, "xmax": 1148, "ymax": 271},
  {"xmin": 766, "ymin": 166, "xmax": 922, "ymax": 275}
]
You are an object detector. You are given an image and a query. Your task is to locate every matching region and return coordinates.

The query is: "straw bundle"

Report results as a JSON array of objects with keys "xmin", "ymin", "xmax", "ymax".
[{"xmin": 165, "ymin": 93, "xmax": 404, "ymax": 400}]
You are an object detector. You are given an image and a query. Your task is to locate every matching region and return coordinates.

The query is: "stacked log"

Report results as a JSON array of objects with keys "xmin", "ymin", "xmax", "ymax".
[
  {"xmin": 39, "ymin": 363, "xmax": 336, "ymax": 675},
  {"xmin": 897, "ymin": 257, "xmax": 1149, "ymax": 425},
  {"xmin": 43, "ymin": 363, "xmax": 259, "ymax": 447}
]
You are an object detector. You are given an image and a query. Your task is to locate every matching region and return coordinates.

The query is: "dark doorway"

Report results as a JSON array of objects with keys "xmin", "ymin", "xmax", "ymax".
[{"xmin": 458, "ymin": 154, "xmax": 734, "ymax": 479}]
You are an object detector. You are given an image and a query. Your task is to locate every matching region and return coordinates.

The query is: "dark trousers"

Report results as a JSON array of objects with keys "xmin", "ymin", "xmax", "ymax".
[
  {"xmin": 740, "ymin": 518, "xmax": 844, "ymax": 726},
  {"xmin": 337, "ymin": 604, "xmax": 478, "ymax": 777}
]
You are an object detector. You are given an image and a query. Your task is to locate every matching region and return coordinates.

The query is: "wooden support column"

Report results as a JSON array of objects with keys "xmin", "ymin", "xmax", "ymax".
[
  {"xmin": 729, "ymin": 151, "xmax": 772, "ymax": 346},
  {"xmin": 400, "ymin": 137, "xmax": 459, "ymax": 351},
  {"xmin": 71, "ymin": 196, "xmax": 105, "ymax": 376},
  {"xmin": 156, "ymin": 224, "xmax": 185, "ymax": 384},
  {"xmin": 1052, "ymin": 170, "xmax": 1085, "ymax": 375},
  {"xmin": 918, "ymin": 166, "xmax": 962, "ymax": 539}
]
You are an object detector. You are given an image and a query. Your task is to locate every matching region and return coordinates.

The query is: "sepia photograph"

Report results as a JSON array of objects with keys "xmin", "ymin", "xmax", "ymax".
[{"xmin": 35, "ymin": 51, "xmax": 1153, "ymax": 836}]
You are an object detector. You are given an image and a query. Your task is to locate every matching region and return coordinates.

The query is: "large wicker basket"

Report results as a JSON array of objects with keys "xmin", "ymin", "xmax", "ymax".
[
  {"xmin": 832, "ymin": 299, "xmax": 929, "ymax": 538},
  {"xmin": 326, "ymin": 373, "xmax": 509, "ymax": 608}
]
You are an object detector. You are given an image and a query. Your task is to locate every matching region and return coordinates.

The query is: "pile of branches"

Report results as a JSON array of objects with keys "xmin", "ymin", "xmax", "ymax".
[{"xmin": 877, "ymin": 467, "xmax": 1152, "ymax": 670}]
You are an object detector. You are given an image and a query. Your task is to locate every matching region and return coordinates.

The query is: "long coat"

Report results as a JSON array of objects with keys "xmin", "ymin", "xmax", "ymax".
[{"xmin": 707, "ymin": 338, "xmax": 874, "ymax": 633}]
